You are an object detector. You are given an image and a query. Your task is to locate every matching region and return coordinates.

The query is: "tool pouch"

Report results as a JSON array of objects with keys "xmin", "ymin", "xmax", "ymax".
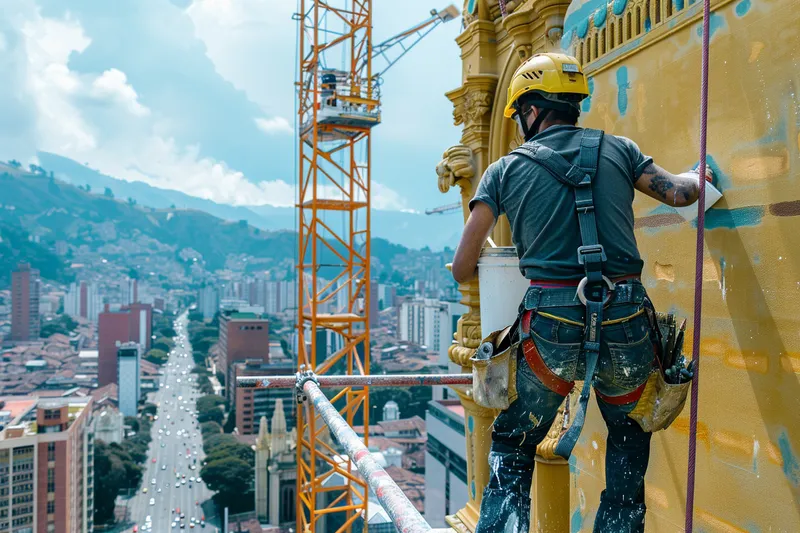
[
  {"xmin": 628, "ymin": 312, "xmax": 691, "ymax": 432},
  {"xmin": 470, "ymin": 326, "xmax": 519, "ymax": 410}
]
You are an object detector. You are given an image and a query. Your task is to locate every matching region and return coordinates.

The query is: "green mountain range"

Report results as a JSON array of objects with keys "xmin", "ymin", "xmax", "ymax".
[{"xmin": 0, "ymin": 163, "xmax": 418, "ymax": 283}]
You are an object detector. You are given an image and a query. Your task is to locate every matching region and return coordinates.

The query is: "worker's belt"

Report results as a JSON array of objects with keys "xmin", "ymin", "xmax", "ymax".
[
  {"xmin": 519, "ymin": 304, "xmax": 649, "ymax": 404},
  {"xmin": 521, "ymin": 279, "xmax": 646, "ymax": 312}
]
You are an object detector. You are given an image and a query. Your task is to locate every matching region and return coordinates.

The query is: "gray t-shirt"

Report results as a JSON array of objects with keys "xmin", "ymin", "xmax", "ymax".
[{"xmin": 469, "ymin": 125, "xmax": 653, "ymax": 281}]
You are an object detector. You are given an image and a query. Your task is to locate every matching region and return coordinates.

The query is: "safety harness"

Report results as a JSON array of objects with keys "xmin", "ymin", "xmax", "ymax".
[{"xmin": 512, "ymin": 128, "xmax": 635, "ymax": 459}]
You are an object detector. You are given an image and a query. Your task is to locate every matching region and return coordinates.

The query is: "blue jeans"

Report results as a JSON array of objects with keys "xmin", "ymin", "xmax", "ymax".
[{"xmin": 475, "ymin": 298, "xmax": 654, "ymax": 533}]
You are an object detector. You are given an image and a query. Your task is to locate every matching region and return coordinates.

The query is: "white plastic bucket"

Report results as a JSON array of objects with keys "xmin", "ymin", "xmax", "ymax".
[{"xmin": 477, "ymin": 247, "xmax": 529, "ymax": 338}]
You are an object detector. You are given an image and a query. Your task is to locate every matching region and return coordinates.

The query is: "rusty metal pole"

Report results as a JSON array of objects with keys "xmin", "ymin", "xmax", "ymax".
[{"xmin": 299, "ymin": 375, "xmax": 433, "ymax": 533}]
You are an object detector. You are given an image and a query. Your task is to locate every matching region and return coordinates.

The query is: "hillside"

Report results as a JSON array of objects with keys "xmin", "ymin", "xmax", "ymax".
[
  {"xmin": 37, "ymin": 152, "xmax": 464, "ymax": 250},
  {"xmin": 0, "ymin": 164, "xmax": 425, "ymax": 282}
]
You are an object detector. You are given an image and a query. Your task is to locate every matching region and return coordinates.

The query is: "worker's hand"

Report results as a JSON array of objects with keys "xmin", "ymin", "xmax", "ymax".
[{"xmin": 691, "ymin": 164, "xmax": 714, "ymax": 183}]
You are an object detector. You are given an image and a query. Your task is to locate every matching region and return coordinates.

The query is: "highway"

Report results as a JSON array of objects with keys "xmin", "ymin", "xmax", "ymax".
[{"xmin": 124, "ymin": 312, "xmax": 215, "ymax": 531}]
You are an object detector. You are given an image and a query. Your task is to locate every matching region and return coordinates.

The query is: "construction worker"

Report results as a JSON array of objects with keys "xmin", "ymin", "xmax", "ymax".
[{"xmin": 451, "ymin": 53, "xmax": 712, "ymax": 533}]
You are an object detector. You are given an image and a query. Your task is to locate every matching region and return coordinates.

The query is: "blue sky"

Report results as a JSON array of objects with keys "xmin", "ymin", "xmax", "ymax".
[{"xmin": 0, "ymin": 0, "xmax": 464, "ymax": 212}]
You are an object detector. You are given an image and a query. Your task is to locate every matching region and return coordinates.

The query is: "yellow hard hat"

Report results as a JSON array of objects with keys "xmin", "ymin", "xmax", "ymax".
[{"xmin": 503, "ymin": 53, "xmax": 590, "ymax": 118}]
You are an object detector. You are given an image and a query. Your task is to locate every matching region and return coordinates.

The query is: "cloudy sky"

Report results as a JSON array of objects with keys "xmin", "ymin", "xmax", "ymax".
[{"xmin": 1, "ymin": 0, "xmax": 464, "ymax": 212}]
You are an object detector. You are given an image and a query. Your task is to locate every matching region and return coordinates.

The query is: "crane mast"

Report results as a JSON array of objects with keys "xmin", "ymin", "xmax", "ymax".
[{"xmin": 295, "ymin": 3, "xmax": 458, "ymax": 531}]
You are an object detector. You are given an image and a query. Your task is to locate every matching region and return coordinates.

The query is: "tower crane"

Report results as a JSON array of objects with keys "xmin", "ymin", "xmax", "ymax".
[{"xmin": 295, "ymin": 3, "xmax": 459, "ymax": 532}]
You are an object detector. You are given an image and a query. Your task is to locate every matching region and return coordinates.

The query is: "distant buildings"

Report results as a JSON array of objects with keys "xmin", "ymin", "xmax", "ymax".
[
  {"xmin": 0, "ymin": 396, "xmax": 95, "ymax": 533},
  {"xmin": 424, "ymin": 399, "xmax": 468, "ymax": 527},
  {"xmin": 11, "ymin": 262, "xmax": 40, "ymax": 342},
  {"xmin": 218, "ymin": 312, "xmax": 270, "ymax": 396},
  {"xmin": 93, "ymin": 405, "xmax": 124, "ymax": 444},
  {"xmin": 64, "ymin": 281, "xmax": 101, "ymax": 323},
  {"xmin": 120, "ymin": 278, "xmax": 138, "ymax": 306},
  {"xmin": 116, "ymin": 342, "xmax": 141, "ymax": 417},
  {"xmin": 233, "ymin": 359, "xmax": 295, "ymax": 435},
  {"xmin": 197, "ymin": 285, "xmax": 219, "ymax": 319},
  {"xmin": 254, "ymin": 400, "xmax": 296, "ymax": 528},
  {"xmin": 398, "ymin": 298, "xmax": 467, "ymax": 363},
  {"xmin": 97, "ymin": 303, "xmax": 152, "ymax": 388}
]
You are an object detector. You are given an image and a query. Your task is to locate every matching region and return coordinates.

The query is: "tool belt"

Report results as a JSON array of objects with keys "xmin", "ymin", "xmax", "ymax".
[{"xmin": 470, "ymin": 325, "xmax": 519, "ymax": 410}]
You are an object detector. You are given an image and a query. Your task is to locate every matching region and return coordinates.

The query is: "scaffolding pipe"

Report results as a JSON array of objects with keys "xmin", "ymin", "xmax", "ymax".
[
  {"xmin": 237, "ymin": 373, "xmax": 473, "ymax": 389},
  {"xmin": 301, "ymin": 377, "xmax": 433, "ymax": 533}
]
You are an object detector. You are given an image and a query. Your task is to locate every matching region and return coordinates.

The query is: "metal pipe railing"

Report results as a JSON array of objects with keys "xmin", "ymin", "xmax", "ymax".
[
  {"xmin": 300, "ymin": 376, "xmax": 433, "ymax": 532},
  {"xmin": 237, "ymin": 373, "xmax": 472, "ymax": 389}
]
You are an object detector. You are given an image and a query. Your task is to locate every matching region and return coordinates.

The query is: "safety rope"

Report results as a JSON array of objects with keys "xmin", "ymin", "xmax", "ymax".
[{"xmin": 685, "ymin": 0, "xmax": 712, "ymax": 528}]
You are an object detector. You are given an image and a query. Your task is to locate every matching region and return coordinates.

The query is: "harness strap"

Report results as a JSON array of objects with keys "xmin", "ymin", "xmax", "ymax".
[
  {"xmin": 513, "ymin": 128, "xmax": 610, "ymax": 460},
  {"xmin": 520, "ymin": 311, "xmax": 574, "ymax": 397}
]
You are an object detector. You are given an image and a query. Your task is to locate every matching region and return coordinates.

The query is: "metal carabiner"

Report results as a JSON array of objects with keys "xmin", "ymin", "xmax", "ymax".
[{"xmin": 576, "ymin": 275, "xmax": 616, "ymax": 307}]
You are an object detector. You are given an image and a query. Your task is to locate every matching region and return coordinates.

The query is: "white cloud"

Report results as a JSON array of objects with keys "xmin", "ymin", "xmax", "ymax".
[
  {"xmin": 91, "ymin": 69, "xmax": 150, "ymax": 117},
  {"xmin": 255, "ymin": 116, "xmax": 292, "ymax": 135},
  {"xmin": 2, "ymin": 2, "xmax": 415, "ymax": 213}
]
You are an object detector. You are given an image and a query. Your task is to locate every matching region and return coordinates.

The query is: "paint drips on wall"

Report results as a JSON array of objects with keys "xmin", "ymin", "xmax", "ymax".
[{"xmin": 616, "ymin": 67, "xmax": 630, "ymax": 116}]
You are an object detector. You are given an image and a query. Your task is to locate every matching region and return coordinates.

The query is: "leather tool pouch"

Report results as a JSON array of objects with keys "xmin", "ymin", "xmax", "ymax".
[
  {"xmin": 470, "ymin": 325, "xmax": 519, "ymax": 410},
  {"xmin": 628, "ymin": 305, "xmax": 691, "ymax": 432}
]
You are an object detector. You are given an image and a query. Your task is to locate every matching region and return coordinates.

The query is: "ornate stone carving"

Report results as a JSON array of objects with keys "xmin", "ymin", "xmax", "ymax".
[
  {"xmin": 464, "ymin": 90, "xmax": 493, "ymax": 127},
  {"xmin": 436, "ymin": 144, "xmax": 477, "ymax": 195}
]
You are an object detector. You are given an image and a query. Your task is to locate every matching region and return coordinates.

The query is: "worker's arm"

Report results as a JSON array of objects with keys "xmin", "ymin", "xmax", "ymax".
[
  {"xmin": 634, "ymin": 163, "xmax": 713, "ymax": 207},
  {"xmin": 452, "ymin": 202, "xmax": 496, "ymax": 284}
]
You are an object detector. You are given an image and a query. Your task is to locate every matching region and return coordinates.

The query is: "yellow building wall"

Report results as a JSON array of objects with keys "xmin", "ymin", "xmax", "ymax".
[
  {"xmin": 442, "ymin": 0, "xmax": 799, "ymax": 531},
  {"xmin": 563, "ymin": 0, "xmax": 800, "ymax": 530}
]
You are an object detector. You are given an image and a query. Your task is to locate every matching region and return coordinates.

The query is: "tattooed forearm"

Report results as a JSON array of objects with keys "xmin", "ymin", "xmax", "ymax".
[
  {"xmin": 647, "ymin": 173, "xmax": 675, "ymax": 200},
  {"xmin": 636, "ymin": 163, "xmax": 700, "ymax": 207}
]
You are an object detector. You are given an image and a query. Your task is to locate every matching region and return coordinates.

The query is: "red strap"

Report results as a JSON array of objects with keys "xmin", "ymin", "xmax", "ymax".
[
  {"xmin": 521, "ymin": 311, "xmax": 575, "ymax": 397},
  {"xmin": 594, "ymin": 379, "xmax": 647, "ymax": 405}
]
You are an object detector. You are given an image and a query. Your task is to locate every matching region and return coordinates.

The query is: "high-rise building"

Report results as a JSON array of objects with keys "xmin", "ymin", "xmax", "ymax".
[
  {"xmin": 424, "ymin": 399, "xmax": 468, "ymax": 528},
  {"xmin": 369, "ymin": 279, "xmax": 380, "ymax": 327},
  {"xmin": 126, "ymin": 303, "xmax": 152, "ymax": 352},
  {"xmin": 97, "ymin": 304, "xmax": 151, "ymax": 387},
  {"xmin": 11, "ymin": 263, "xmax": 40, "ymax": 342},
  {"xmin": 197, "ymin": 286, "xmax": 220, "ymax": 319},
  {"xmin": 232, "ymin": 359, "xmax": 295, "ymax": 435},
  {"xmin": 120, "ymin": 278, "xmax": 137, "ymax": 306},
  {"xmin": 116, "ymin": 342, "xmax": 141, "ymax": 417},
  {"xmin": 218, "ymin": 312, "xmax": 270, "ymax": 398},
  {"xmin": 64, "ymin": 281, "xmax": 100, "ymax": 323},
  {"xmin": 0, "ymin": 396, "xmax": 94, "ymax": 533},
  {"xmin": 398, "ymin": 298, "xmax": 467, "ymax": 362},
  {"xmin": 377, "ymin": 283, "xmax": 397, "ymax": 309},
  {"xmin": 98, "ymin": 310, "xmax": 129, "ymax": 387}
]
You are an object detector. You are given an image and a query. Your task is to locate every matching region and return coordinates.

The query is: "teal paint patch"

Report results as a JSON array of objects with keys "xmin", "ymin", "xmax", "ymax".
[
  {"xmin": 613, "ymin": 0, "xmax": 629, "ymax": 16},
  {"xmin": 582, "ymin": 77, "xmax": 595, "ymax": 113},
  {"xmin": 647, "ymin": 204, "xmax": 679, "ymax": 215},
  {"xmin": 568, "ymin": 455, "xmax": 578, "ymax": 473},
  {"xmin": 561, "ymin": 29, "xmax": 575, "ymax": 50},
  {"xmin": 616, "ymin": 67, "xmax": 630, "ymax": 116},
  {"xmin": 697, "ymin": 206, "xmax": 764, "ymax": 230},
  {"xmin": 470, "ymin": 480, "xmax": 476, "ymax": 498},
  {"xmin": 645, "ymin": 16, "xmax": 652, "ymax": 32},
  {"xmin": 578, "ymin": 18, "xmax": 590, "ymax": 38},
  {"xmin": 696, "ymin": 12, "xmax": 725, "ymax": 38},
  {"xmin": 752, "ymin": 254, "xmax": 760, "ymax": 264},
  {"xmin": 571, "ymin": 509, "xmax": 584, "ymax": 533},
  {"xmin": 735, "ymin": 0, "xmax": 751, "ymax": 16},
  {"xmin": 565, "ymin": 0, "xmax": 609, "ymax": 40},
  {"xmin": 675, "ymin": 0, "xmax": 685, "ymax": 10},
  {"xmin": 594, "ymin": 7, "xmax": 608, "ymax": 28},
  {"xmin": 468, "ymin": 415, "xmax": 474, "ymax": 432},
  {"xmin": 694, "ymin": 154, "xmax": 730, "ymax": 191},
  {"xmin": 778, "ymin": 431, "xmax": 800, "ymax": 486}
]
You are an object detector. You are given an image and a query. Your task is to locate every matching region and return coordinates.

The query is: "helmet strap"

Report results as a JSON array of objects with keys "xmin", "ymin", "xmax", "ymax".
[{"xmin": 527, "ymin": 108, "xmax": 552, "ymax": 141}]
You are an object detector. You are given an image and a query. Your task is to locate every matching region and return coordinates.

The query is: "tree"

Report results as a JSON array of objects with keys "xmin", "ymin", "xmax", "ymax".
[
  {"xmin": 93, "ymin": 441, "xmax": 128, "ymax": 524},
  {"xmin": 8, "ymin": 160, "xmax": 21, "ymax": 168},
  {"xmin": 201, "ymin": 421, "xmax": 223, "ymax": 437},
  {"xmin": 145, "ymin": 348, "xmax": 168, "ymax": 365},
  {"xmin": 188, "ymin": 311, "xmax": 204, "ymax": 322},
  {"xmin": 125, "ymin": 416, "xmax": 140, "ymax": 433},
  {"xmin": 127, "ymin": 197, "xmax": 137, "ymax": 206},
  {"xmin": 203, "ymin": 433, "xmax": 239, "ymax": 455},
  {"xmin": 103, "ymin": 187, "xmax": 114, "ymax": 198},
  {"xmin": 205, "ymin": 443, "xmax": 254, "ymax": 466},
  {"xmin": 85, "ymin": 184, "xmax": 91, "ymax": 192},
  {"xmin": 141, "ymin": 403, "xmax": 158, "ymax": 417},
  {"xmin": 160, "ymin": 326, "xmax": 177, "ymax": 338},
  {"xmin": 200, "ymin": 457, "xmax": 254, "ymax": 509},
  {"xmin": 197, "ymin": 395, "xmax": 225, "ymax": 412}
]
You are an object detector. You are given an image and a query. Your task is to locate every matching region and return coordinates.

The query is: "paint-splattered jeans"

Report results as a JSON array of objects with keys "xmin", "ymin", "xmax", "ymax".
[{"xmin": 476, "ymin": 300, "xmax": 654, "ymax": 533}]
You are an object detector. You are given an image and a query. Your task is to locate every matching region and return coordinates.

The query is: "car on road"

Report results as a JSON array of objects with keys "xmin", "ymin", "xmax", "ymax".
[
  {"xmin": 151, "ymin": 478, "xmax": 156, "ymax": 485},
  {"xmin": 162, "ymin": 465, "xmax": 167, "ymax": 470},
  {"xmin": 142, "ymin": 487, "xmax": 148, "ymax": 493},
  {"xmin": 175, "ymin": 482, "xmax": 180, "ymax": 488},
  {"xmin": 149, "ymin": 498, "xmax": 155, "ymax": 506},
  {"xmin": 157, "ymin": 488, "xmax": 162, "ymax": 493},
  {"xmin": 180, "ymin": 513, "xmax": 185, "ymax": 519},
  {"xmin": 133, "ymin": 526, "xmax": 138, "ymax": 532}
]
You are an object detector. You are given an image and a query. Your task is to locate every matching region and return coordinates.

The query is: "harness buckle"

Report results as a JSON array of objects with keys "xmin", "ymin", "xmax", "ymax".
[
  {"xmin": 576, "ymin": 275, "xmax": 616, "ymax": 307},
  {"xmin": 577, "ymin": 244, "xmax": 607, "ymax": 264}
]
